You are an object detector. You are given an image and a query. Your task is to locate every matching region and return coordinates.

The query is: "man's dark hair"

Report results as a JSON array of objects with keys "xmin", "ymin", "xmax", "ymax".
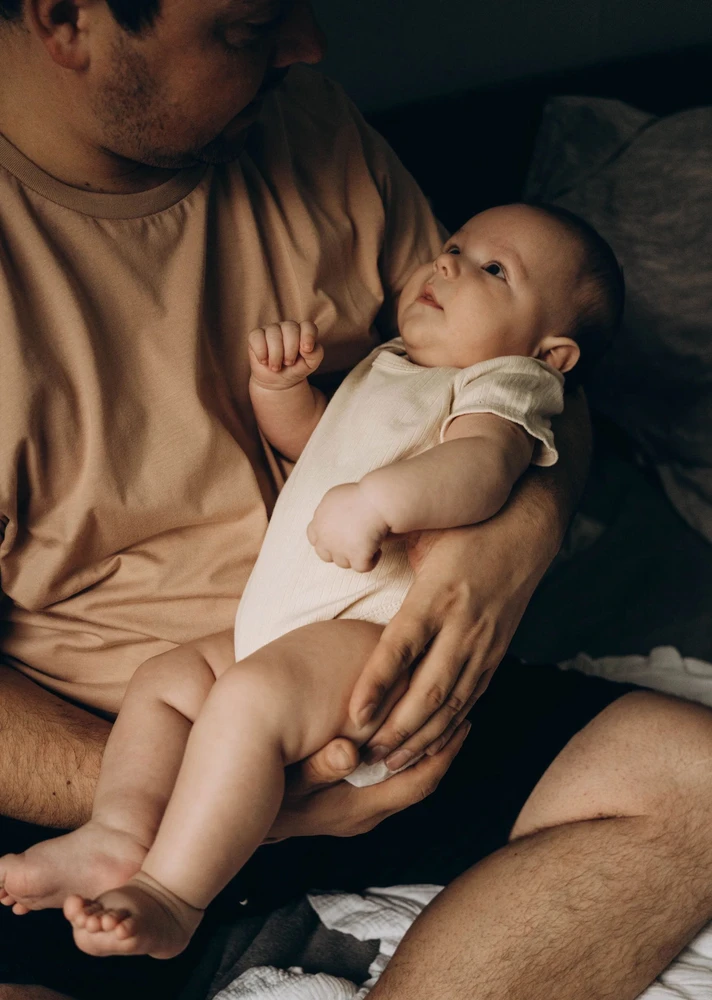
[
  {"xmin": 526, "ymin": 202, "xmax": 625, "ymax": 391},
  {"xmin": 0, "ymin": 0, "xmax": 160, "ymax": 33}
]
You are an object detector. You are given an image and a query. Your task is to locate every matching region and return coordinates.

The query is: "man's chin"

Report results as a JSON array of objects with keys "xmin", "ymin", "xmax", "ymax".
[
  {"xmin": 190, "ymin": 103, "xmax": 264, "ymax": 165},
  {"xmin": 191, "ymin": 132, "xmax": 249, "ymax": 165},
  {"xmin": 141, "ymin": 126, "xmax": 252, "ymax": 170}
]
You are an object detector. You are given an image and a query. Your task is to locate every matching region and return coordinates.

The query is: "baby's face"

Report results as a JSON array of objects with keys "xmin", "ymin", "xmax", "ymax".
[{"xmin": 398, "ymin": 204, "xmax": 585, "ymax": 369}]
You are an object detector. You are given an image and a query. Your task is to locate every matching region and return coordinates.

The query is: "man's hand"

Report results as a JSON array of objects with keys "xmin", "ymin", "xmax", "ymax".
[
  {"xmin": 264, "ymin": 719, "xmax": 471, "ymax": 842},
  {"xmin": 346, "ymin": 392, "xmax": 592, "ymax": 773},
  {"xmin": 248, "ymin": 320, "xmax": 324, "ymax": 390},
  {"xmin": 307, "ymin": 483, "xmax": 389, "ymax": 573}
]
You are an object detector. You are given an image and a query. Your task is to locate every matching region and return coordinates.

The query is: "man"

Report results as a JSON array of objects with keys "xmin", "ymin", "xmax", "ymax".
[{"xmin": 1, "ymin": 2, "xmax": 712, "ymax": 999}]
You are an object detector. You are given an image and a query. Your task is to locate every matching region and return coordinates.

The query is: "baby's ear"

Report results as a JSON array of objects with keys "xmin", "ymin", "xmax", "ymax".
[{"xmin": 537, "ymin": 336, "xmax": 580, "ymax": 374}]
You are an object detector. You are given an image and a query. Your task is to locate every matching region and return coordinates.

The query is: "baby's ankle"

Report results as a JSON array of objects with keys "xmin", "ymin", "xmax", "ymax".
[{"xmin": 129, "ymin": 870, "xmax": 204, "ymax": 919}]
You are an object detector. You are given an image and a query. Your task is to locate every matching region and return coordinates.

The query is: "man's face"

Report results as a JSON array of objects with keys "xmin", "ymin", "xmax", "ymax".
[
  {"xmin": 89, "ymin": 0, "xmax": 325, "ymax": 167},
  {"xmin": 397, "ymin": 204, "xmax": 585, "ymax": 369}
]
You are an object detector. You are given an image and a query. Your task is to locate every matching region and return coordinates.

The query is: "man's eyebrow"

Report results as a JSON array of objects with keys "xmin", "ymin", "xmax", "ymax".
[{"xmin": 220, "ymin": 0, "xmax": 281, "ymax": 16}]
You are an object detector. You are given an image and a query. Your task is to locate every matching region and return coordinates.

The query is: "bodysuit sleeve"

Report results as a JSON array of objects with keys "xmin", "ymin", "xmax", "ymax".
[{"xmin": 440, "ymin": 357, "xmax": 565, "ymax": 467}]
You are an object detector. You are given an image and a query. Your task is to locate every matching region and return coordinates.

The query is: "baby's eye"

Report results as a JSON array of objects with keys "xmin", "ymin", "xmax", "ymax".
[
  {"xmin": 446, "ymin": 245, "xmax": 461, "ymax": 255},
  {"xmin": 483, "ymin": 262, "xmax": 506, "ymax": 279}
]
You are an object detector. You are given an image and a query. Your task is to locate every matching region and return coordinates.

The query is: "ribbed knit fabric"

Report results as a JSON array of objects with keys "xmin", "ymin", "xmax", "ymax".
[{"xmin": 234, "ymin": 339, "xmax": 563, "ymax": 661}]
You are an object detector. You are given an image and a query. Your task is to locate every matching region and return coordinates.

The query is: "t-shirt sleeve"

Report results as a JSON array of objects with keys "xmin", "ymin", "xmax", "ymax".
[
  {"xmin": 351, "ymin": 114, "xmax": 446, "ymax": 339},
  {"xmin": 440, "ymin": 357, "xmax": 565, "ymax": 467}
]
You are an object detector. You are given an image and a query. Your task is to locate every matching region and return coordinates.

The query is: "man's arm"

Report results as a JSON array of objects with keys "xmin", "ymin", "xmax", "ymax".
[
  {"xmin": 0, "ymin": 662, "xmax": 109, "ymax": 829},
  {"xmin": 349, "ymin": 391, "xmax": 591, "ymax": 744}
]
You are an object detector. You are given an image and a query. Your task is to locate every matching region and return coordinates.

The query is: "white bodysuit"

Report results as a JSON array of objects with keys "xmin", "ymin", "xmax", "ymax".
[{"xmin": 235, "ymin": 338, "xmax": 563, "ymax": 663}]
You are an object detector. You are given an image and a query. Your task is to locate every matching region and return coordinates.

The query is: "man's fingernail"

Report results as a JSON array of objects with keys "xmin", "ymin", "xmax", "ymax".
[
  {"xmin": 357, "ymin": 703, "xmax": 377, "ymax": 727},
  {"xmin": 366, "ymin": 745, "xmax": 389, "ymax": 764},
  {"xmin": 386, "ymin": 749, "xmax": 414, "ymax": 772},
  {"xmin": 330, "ymin": 745, "xmax": 353, "ymax": 770}
]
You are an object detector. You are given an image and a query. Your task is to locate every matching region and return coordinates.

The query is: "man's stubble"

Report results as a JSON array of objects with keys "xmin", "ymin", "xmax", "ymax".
[{"xmin": 92, "ymin": 34, "xmax": 249, "ymax": 170}]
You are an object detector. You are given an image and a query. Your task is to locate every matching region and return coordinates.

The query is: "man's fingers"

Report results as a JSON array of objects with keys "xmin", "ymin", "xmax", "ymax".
[
  {"xmin": 384, "ymin": 655, "xmax": 495, "ymax": 766},
  {"xmin": 349, "ymin": 614, "xmax": 435, "ymax": 729},
  {"xmin": 288, "ymin": 738, "xmax": 360, "ymax": 796},
  {"xmin": 277, "ymin": 724, "xmax": 470, "ymax": 840},
  {"xmin": 420, "ymin": 664, "xmax": 494, "ymax": 759},
  {"xmin": 364, "ymin": 627, "xmax": 466, "ymax": 757},
  {"xmin": 362, "ymin": 720, "xmax": 471, "ymax": 822}
]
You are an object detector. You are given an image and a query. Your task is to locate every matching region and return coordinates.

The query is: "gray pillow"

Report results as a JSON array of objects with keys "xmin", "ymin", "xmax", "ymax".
[{"xmin": 524, "ymin": 96, "xmax": 712, "ymax": 543}]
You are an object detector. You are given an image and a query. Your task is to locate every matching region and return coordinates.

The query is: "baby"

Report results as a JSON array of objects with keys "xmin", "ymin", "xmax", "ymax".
[{"xmin": 0, "ymin": 203, "xmax": 623, "ymax": 960}]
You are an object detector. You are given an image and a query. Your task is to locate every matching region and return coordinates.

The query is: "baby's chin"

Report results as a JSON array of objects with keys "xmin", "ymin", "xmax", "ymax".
[{"xmin": 401, "ymin": 343, "xmax": 448, "ymax": 368}]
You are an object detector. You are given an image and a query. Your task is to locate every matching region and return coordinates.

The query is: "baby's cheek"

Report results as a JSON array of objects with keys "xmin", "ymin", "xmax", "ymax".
[{"xmin": 398, "ymin": 264, "xmax": 431, "ymax": 322}]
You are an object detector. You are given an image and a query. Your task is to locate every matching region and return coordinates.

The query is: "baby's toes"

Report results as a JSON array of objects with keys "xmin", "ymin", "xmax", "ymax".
[
  {"xmin": 114, "ymin": 915, "xmax": 137, "ymax": 941},
  {"xmin": 64, "ymin": 895, "xmax": 104, "ymax": 930},
  {"xmin": 99, "ymin": 909, "xmax": 129, "ymax": 933},
  {"xmin": 63, "ymin": 894, "xmax": 86, "ymax": 925},
  {"xmin": 0, "ymin": 890, "xmax": 16, "ymax": 906},
  {"xmin": 84, "ymin": 904, "xmax": 107, "ymax": 933},
  {"xmin": 11, "ymin": 901, "xmax": 30, "ymax": 916}
]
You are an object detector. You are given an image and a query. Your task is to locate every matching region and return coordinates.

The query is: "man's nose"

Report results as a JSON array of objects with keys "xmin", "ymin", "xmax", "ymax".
[
  {"xmin": 434, "ymin": 253, "xmax": 458, "ymax": 279},
  {"xmin": 272, "ymin": 1, "xmax": 327, "ymax": 69}
]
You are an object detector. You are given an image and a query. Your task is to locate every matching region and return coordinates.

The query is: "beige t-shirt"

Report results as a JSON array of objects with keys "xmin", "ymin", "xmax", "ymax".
[
  {"xmin": 0, "ymin": 67, "xmax": 442, "ymax": 714},
  {"xmin": 234, "ymin": 340, "xmax": 563, "ymax": 661}
]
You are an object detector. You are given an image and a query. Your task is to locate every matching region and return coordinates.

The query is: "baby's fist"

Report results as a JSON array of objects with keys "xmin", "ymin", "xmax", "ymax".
[
  {"xmin": 248, "ymin": 320, "xmax": 324, "ymax": 389},
  {"xmin": 307, "ymin": 483, "xmax": 389, "ymax": 573}
]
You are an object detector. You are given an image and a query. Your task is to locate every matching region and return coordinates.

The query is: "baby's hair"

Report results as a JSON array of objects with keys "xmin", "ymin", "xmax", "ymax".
[{"xmin": 525, "ymin": 202, "xmax": 625, "ymax": 391}]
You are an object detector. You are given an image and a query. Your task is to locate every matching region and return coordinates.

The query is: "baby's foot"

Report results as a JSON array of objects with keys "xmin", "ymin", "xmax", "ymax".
[
  {"xmin": 0, "ymin": 821, "xmax": 147, "ymax": 914},
  {"xmin": 64, "ymin": 871, "xmax": 203, "ymax": 959}
]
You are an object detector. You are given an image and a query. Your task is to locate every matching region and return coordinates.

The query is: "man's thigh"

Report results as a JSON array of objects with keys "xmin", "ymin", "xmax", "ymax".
[
  {"xmin": 232, "ymin": 656, "xmax": 638, "ymax": 910},
  {"xmin": 0, "ymin": 657, "xmax": 635, "ymax": 996}
]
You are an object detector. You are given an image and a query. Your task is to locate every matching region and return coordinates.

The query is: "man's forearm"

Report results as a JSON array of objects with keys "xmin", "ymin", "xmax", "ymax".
[
  {"xmin": 406, "ymin": 390, "xmax": 591, "ymax": 581},
  {"xmin": 519, "ymin": 387, "xmax": 592, "ymax": 550},
  {"xmin": 0, "ymin": 663, "xmax": 109, "ymax": 829}
]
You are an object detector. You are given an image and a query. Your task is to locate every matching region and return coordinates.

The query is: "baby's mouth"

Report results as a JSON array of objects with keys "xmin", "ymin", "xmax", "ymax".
[{"xmin": 416, "ymin": 284, "xmax": 443, "ymax": 310}]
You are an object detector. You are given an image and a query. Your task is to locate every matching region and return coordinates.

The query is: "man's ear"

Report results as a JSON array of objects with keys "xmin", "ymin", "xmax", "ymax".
[
  {"xmin": 28, "ymin": 0, "xmax": 91, "ymax": 71},
  {"xmin": 536, "ymin": 336, "xmax": 580, "ymax": 374}
]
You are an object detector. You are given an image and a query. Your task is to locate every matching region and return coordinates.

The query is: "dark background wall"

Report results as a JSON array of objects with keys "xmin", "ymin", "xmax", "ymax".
[{"xmin": 311, "ymin": 0, "xmax": 712, "ymax": 111}]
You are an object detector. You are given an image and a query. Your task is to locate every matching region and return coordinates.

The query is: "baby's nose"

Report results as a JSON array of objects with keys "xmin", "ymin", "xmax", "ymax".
[{"xmin": 434, "ymin": 253, "xmax": 457, "ymax": 279}]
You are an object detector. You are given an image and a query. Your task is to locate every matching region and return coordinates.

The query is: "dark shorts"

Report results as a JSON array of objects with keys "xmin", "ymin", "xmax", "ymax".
[{"xmin": 0, "ymin": 657, "xmax": 636, "ymax": 999}]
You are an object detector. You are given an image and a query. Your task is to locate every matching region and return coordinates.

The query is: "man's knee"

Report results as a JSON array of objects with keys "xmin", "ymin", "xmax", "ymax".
[{"xmin": 511, "ymin": 690, "xmax": 712, "ymax": 842}]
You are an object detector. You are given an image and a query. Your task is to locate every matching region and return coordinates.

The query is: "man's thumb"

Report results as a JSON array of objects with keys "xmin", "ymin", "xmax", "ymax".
[{"xmin": 305, "ymin": 738, "xmax": 359, "ymax": 787}]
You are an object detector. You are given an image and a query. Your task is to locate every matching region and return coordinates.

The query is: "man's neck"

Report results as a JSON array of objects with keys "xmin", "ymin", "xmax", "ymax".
[
  {"xmin": 0, "ymin": 59, "xmax": 176, "ymax": 195},
  {"xmin": 0, "ymin": 114, "xmax": 177, "ymax": 195}
]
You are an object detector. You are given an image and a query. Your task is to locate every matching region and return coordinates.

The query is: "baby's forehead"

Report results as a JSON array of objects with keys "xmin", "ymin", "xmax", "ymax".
[{"xmin": 456, "ymin": 208, "xmax": 585, "ymax": 265}]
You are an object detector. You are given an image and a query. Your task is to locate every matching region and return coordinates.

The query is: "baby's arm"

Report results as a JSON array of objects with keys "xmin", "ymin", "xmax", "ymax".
[
  {"xmin": 308, "ymin": 413, "xmax": 534, "ymax": 572},
  {"xmin": 361, "ymin": 412, "xmax": 534, "ymax": 531},
  {"xmin": 248, "ymin": 321, "xmax": 327, "ymax": 461}
]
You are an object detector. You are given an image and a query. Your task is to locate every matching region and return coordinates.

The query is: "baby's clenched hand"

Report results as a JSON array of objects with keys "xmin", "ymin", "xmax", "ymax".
[
  {"xmin": 307, "ymin": 483, "xmax": 390, "ymax": 573},
  {"xmin": 248, "ymin": 320, "xmax": 324, "ymax": 390}
]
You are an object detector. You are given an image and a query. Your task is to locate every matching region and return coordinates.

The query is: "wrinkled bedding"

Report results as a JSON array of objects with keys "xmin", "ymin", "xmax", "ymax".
[{"xmin": 211, "ymin": 648, "xmax": 712, "ymax": 1000}]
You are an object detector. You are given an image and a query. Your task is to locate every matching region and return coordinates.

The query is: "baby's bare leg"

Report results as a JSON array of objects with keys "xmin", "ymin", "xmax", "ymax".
[
  {"xmin": 66, "ymin": 620, "xmax": 386, "ymax": 959},
  {"xmin": 0, "ymin": 632, "xmax": 235, "ymax": 914}
]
